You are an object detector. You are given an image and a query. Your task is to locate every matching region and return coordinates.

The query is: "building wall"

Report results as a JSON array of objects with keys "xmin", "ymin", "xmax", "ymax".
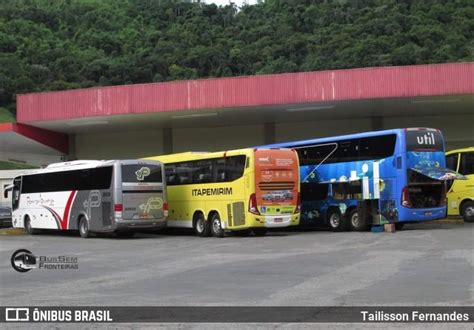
[
  {"xmin": 75, "ymin": 129, "xmax": 165, "ymax": 159},
  {"xmin": 75, "ymin": 125, "xmax": 265, "ymax": 159},
  {"xmin": 172, "ymin": 124, "xmax": 265, "ymax": 153},
  {"xmin": 74, "ymin": 115, "xmax": 473, "ymax": 159},
  {"xmin": 381, "ymin": 114, "xmax": 474, "ymax": 151},
  {"xmin": 275, "ymin": 119, "xmax": 374, "ymax": 143},
  {"xmin": 276, "ymin": 115, "xmax": 473, "ymax": 151}
]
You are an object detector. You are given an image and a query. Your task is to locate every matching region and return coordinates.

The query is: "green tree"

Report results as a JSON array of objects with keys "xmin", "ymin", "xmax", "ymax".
[{"xmin": 0, "ymin": 0, "xmax": 472, "ymax": 120}]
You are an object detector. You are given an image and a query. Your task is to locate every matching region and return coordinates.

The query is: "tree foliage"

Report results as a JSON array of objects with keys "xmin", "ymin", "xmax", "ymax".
[{"xmin": 1, "ymin": 0, "xmax": 472, "ymax": 115}]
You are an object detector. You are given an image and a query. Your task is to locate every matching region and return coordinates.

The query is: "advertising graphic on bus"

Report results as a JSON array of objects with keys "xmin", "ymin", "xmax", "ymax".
[
  {"xmin": 445, "ymin": 147, "xmax": 474, "ymax": 222},
  {"xmin": 6, "ymin": 160, "xmax": 167, "ymax": 238},
  {"xmin": 261, "ymin": 128, "xmax": 464, "ymax": 231},
  {"xmin": 146, "ymin": 148, "xmax": 300, "ymax": 237}
]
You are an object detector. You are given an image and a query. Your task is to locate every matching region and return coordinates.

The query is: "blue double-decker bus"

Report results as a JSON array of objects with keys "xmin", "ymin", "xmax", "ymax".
[{"xmin": 262, "ymin": 128, "xmax": 463, "ymax": 231}]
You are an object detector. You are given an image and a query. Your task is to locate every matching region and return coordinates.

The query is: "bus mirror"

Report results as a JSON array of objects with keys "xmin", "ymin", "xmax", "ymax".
[{"xmin": 3, "ymin": 184, "xmax": 13, "ymax": 198}]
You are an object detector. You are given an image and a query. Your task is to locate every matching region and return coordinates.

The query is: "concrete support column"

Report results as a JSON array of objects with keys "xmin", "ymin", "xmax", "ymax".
[
  {"xmin": 264, "ymin": 122, "xmax": 276, "ymax": 145},
  {"xmin": 67, "ymin": 134, "xmax": 77, "ymax": 161},
  {"xmin": 163, "ymin": 128, "xmax": 173, "ymax": 154}
]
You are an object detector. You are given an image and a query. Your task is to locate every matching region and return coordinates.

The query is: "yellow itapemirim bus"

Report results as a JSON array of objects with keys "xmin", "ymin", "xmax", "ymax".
[
  {"xmin": 446, "ymin": 147, "xmax": 474, "ymax": 222},
  {"xmin": 146, "ymin": 148, "xmax": 300, "ymax": 237}
]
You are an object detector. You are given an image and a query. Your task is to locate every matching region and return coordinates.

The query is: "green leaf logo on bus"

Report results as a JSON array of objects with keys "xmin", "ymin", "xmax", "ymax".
[{"xmin": 135, "ymin": 167, "xmax": 151, "ymax": 181}]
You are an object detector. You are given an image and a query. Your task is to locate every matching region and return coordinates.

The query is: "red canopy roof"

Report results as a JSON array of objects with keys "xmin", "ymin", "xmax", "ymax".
[{"xmin": 16, "ymin": 62, "xmax": 474, "ymax": 124}]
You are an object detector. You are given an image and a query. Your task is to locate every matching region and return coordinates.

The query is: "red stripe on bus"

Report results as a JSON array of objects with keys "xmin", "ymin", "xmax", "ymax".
[
  {"xmin": 62, "ymin": 191, "xmax": 77, "ymax": 230},
  {"xmin": 43, "ymin": 206, "xmax": 62, "ymax": 230}
]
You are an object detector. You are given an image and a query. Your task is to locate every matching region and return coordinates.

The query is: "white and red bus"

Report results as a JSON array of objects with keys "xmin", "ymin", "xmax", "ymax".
[{"xmin": 8, "ymin": 160, "xmax": 167, "ymax": 238}]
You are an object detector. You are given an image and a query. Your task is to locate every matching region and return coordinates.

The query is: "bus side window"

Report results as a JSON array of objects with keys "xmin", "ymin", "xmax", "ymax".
[
  {"xmin": 459, "ymin": 152, "xmax": 474, "ymax": 175},
  {"xmin": 332, "ymin": 183, "xmax": 346, "ymax": 200},
  {"xmin": 214, "ymin": 158, "xmax": 226, "ymax": 182},
  {"xmin": 446, "ymin": 154, "xmax": 458, "ymax": 172},
  {"xmin": 176, "ymin": 162, "xmax": 192, "ymax": 185},
  {"xmin": 301, "ymin": 183, "xmax": 329, "ymax": 201},
  {"xmin": 193, "ymin": 160, "xmax": 212, "ymax": 183},
  {"xmin": 225, "ymin": 156, "xmax": 246, "ymax": 181},
  {"xmin": 165, "ymin": 164, "xmax": 177, "ymax": 185}
]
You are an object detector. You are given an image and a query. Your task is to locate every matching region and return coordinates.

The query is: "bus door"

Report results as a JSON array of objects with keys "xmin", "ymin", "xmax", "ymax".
[
  {"xmin": 12, "ymin": 178, "xmax": 21, "ymax": 211},
  {"xmin": 378, "ymin": 152, "xmax": 404, "ymax": 224},
  {"xmin": 120, "ymin": 163, "xmax": 166, "ymax": 221},
  {"xmin": 7, "ymin": 178, "xmax": 21, "ymax": 227}
]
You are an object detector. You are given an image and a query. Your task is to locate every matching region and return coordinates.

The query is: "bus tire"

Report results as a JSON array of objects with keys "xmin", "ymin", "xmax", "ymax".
[
  {"xmin": 348, "ymin": 209, "xmax": 367, "ymax": 231},
  {"xmin": 252, "ymin": 228, "xmax": 267, "ymax": 236},
  {"xmin": 461, "ymin": 201, "xmax": 474, "ymax": 222},
  {"xmin": 395, "ymin": 223, "xmax": 405, "ymax": 230},
  {"xmin": 115, "ymin": 231, "xmax": 135, "ymax": 238},
  {"xmin": 328, "ymin": 209, "xmax": 345, "ymax": 232},
  {"xmin": 210, "ymin": 213, "xmax": 224, "ymax": 238},
  {"xmin": 193, "ymin": 212, "xmax": 210, "ymax": 237},
  {"xmin": 24, "ymin": 216, "xmax": 38, "ymax": 235},
  {"xmin": 78, "ymin": 217, "xmax": 91, "ymax": 238}
]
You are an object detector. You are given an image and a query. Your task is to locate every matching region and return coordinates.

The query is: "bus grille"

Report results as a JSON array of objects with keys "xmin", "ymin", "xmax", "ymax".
[
  {"xmin": 227, "ymin": 202, "xmax": 245, "ymax": 227},
  {"xmin": 259, "ymin": 182, "xmax": 295, "ymax": 191}
]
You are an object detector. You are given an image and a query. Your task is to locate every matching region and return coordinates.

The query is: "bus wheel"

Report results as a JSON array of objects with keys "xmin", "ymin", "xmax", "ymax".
[
  {"xmin": 348, "ymin": 209, "xmax": 366, "ymax": 231},
  {"xmin": 78, "ymin": 217, "xmax": 91, "ymax": 238},
  {"xmin": 328, "ymin": 210, "xmax": 344, "ymax": 232},
  {"xmin": 252, "ymin": 228, "xmax": 267, "ymax": 236},
  {"xmin": 462, "ymin": 201, "xmax": 474, "ymax": 222},
  {"xmin": 194, "ymin": 213, "xmax": 210, "ymax": 237},
  {"xmin": 115, "ymin": 231, "xmax": 135, "ymax": 238},
  {"xmin": 24, "ymin": 216, "xmax": 38, "ymax": 235},
  {"xmin": 210, "ymin": 213, "xmax": 224, "ymax": 238},
  {"xmin": 395, "ymin": 223, "xmax": 405, "ymax": 230}
]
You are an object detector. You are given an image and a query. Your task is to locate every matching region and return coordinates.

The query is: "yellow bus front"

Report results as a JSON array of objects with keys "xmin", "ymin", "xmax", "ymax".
[{"xmin": 446, "ymin": 147, "xmax": 474, "ymax": 222}]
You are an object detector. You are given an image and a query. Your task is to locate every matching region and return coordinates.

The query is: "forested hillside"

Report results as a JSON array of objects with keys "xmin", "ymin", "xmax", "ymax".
[{"xmin": 1, "ymin": 0, "xmax": 472, "ymax": 117}]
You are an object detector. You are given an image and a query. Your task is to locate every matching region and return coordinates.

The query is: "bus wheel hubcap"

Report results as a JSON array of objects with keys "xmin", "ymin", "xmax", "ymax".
[
  {"xmin": 213, "ymin": 219, "xmax": 220, "ymax": 232},
  {"xmin": 330, "ymin": 215, "xmax": 340, "ymax": 227},
  {"xmin": 466, "ymin": 207, "xmax": 474, "ymax": 217},
  {"xmin": 352, "ymin": 214, "xmax": 359, "ymax": 227},
  {"xmin": 197, "ymin": 219, "xmax": 204, "ymax": 232}
]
